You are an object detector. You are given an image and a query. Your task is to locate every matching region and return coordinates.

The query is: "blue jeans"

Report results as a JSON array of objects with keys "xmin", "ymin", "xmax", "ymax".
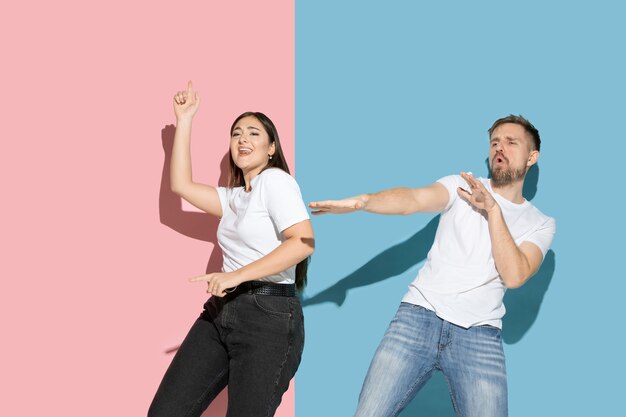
[
  {"xmin": 148, "ymin": 292, "xmax": 304, "ymax": 417},
  {"xmin": 354, "ymin": 303, "xmax": 507, "ymax": 417}
]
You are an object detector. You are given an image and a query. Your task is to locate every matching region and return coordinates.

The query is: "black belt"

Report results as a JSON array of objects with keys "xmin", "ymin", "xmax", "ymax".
[{"xmin": 229, "ymin": 281, "xmax": 296, "ymax": 297}]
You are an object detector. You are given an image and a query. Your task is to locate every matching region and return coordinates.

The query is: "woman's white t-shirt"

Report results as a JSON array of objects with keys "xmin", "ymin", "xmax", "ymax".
[{"xmin": 216, "ymin": 168, "xmax": 310, "ymax": 284}]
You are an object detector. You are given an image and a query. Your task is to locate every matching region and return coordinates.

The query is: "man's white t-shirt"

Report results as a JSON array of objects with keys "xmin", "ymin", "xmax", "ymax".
[
  {"xmin": 402, "ymin": 175, "xmax": 556, "ymax": 329},
  {"xmin": 216, "ymin": 168, "xmax": 310, "ymax": 284}
]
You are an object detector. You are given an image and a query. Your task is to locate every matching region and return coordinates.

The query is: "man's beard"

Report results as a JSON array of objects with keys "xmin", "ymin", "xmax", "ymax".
[{"xmin": 489, "ymin": 163, "xmax": 526, "ymax": 187}]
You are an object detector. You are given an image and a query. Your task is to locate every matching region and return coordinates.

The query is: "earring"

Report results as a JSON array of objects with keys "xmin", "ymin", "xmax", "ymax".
[{"xmin": 269, "ymin": 155, "xmax": 273, "ymax": 160}]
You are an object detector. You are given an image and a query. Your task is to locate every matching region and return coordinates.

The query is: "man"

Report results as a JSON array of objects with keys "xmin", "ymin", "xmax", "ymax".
[{"xmin": 309, "ymin": 115, "xmax": 556, "ymax": 417}]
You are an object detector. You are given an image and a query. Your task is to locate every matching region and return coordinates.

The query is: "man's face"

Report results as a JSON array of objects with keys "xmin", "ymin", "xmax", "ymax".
[{"xmin": 488, "ymin": 123, "xmax": 538, "ymax": 187}]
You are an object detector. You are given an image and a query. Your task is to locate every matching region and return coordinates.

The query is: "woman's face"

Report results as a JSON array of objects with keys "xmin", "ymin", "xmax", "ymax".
[{"xmin": 230, "ymin": 115, "xmax": 275, "ymax": 177}]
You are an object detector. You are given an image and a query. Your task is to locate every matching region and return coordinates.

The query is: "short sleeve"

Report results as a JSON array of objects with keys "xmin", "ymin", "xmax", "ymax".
[
  {"xmin": 258, "ymin": 169, "xmax": 310, "ymax": 233},
  {"xmin": 524, "ymin": 216, "xmax": 556, "ymax": 258},
  {"xmin": 216, "ymin": 186, "xmax": 229, "ymax": 217},
  {"xmin": 436, "ymin": 175, "xmax": 464, "ymax": 211}
]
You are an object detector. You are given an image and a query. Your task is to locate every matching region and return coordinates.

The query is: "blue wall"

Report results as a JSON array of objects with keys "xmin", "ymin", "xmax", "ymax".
[{"xmin": 296, "ymin": 1, "xmax": 625, "ymax": 416}]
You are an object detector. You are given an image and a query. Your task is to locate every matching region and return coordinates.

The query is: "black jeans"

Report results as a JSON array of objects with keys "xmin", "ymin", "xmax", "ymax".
[{"xmin": 148, "ymin": 291, "xmax": 304, "ymax": 417}]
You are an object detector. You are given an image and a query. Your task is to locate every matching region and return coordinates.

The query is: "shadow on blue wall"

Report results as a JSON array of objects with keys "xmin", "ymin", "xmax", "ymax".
[
  {"xmin": 302, "ymin": 215, "xmax": 440, "ymax": 308},
  {"xmin": 303, "ymin": 163, "xmax": 556, "ymax": 416},
  {"xmin": 522, "ymin": 163, "xmax": 539, "ymax": 201}
]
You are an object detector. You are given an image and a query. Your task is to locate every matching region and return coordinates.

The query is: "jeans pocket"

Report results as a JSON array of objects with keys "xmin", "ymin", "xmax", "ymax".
[
  {"xmin": 252, "ymin": 295, "xmax": 293, "ymax": 318},
  {"xmin": 475, "ymin": 324, "xmax": 502, "ymax": 341}
]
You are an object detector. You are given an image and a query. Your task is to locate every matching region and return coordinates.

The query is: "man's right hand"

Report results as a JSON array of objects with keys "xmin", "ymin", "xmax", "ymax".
[{"xmin": 309, "ymin": 196, "xmax": 367, "ymax": 215}]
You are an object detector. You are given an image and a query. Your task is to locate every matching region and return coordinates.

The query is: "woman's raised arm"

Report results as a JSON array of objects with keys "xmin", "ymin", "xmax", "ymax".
[{"xmin": 170, "ymin": 81, "xmax": 222, "ymax": 218}]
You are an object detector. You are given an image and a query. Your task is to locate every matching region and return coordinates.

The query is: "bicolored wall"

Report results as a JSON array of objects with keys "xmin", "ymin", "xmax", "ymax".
[{"xmin": 2, "ymin": 1, "xmax": 624, "ymax": 416}]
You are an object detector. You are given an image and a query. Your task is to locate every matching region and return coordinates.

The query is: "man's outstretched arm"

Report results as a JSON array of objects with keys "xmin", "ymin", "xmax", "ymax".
[{"xmin": 309, "ymin": 183, "xmax": 449, "ymax": 216}]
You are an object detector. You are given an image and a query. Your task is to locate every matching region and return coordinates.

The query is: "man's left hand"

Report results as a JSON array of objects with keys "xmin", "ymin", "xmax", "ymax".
[{"xmin": 457, "ymin": 172, "xmax": 498, "ymax": 214}]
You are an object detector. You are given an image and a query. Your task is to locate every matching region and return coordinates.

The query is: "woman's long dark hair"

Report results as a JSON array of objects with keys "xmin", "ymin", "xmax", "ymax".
[{"xmin": 228, "ymin": 111, "xmax": 309, "ymax": 291}]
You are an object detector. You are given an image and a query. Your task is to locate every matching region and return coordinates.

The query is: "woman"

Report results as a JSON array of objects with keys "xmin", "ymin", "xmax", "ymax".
[{"xmin": 149, "ymin": 81, "xmax": 314, "ymax": 417}]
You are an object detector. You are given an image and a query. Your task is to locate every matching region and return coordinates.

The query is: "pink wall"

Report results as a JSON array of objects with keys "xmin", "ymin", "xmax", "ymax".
[{"xmin": 0, "ymin": 1, "xmax": 295, "ymax": 416}]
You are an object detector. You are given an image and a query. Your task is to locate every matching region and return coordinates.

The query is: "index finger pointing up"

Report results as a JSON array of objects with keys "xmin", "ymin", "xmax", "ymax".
[{"xmin": 187, "ymin": 80, "xmax": 194, "ymax": 94}]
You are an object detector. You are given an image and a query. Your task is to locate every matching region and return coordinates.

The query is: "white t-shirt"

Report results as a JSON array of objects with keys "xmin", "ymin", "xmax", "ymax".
[
  {"xmin": 402, "ymin": 175, "xmax": 556, "ymax": 329},
  {"xmin": 216, "ymin": 168, "xmax": 310, "ymax": 284}
]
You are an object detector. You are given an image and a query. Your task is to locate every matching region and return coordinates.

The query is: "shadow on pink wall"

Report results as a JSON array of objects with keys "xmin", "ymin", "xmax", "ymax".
[
  {"xmin": 159, "ymin": 124, "xmax": 230, "ymax": 416},
  {"xmin": 159, "ymin": 124, "xmax": 228, "ymax": 274}
]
